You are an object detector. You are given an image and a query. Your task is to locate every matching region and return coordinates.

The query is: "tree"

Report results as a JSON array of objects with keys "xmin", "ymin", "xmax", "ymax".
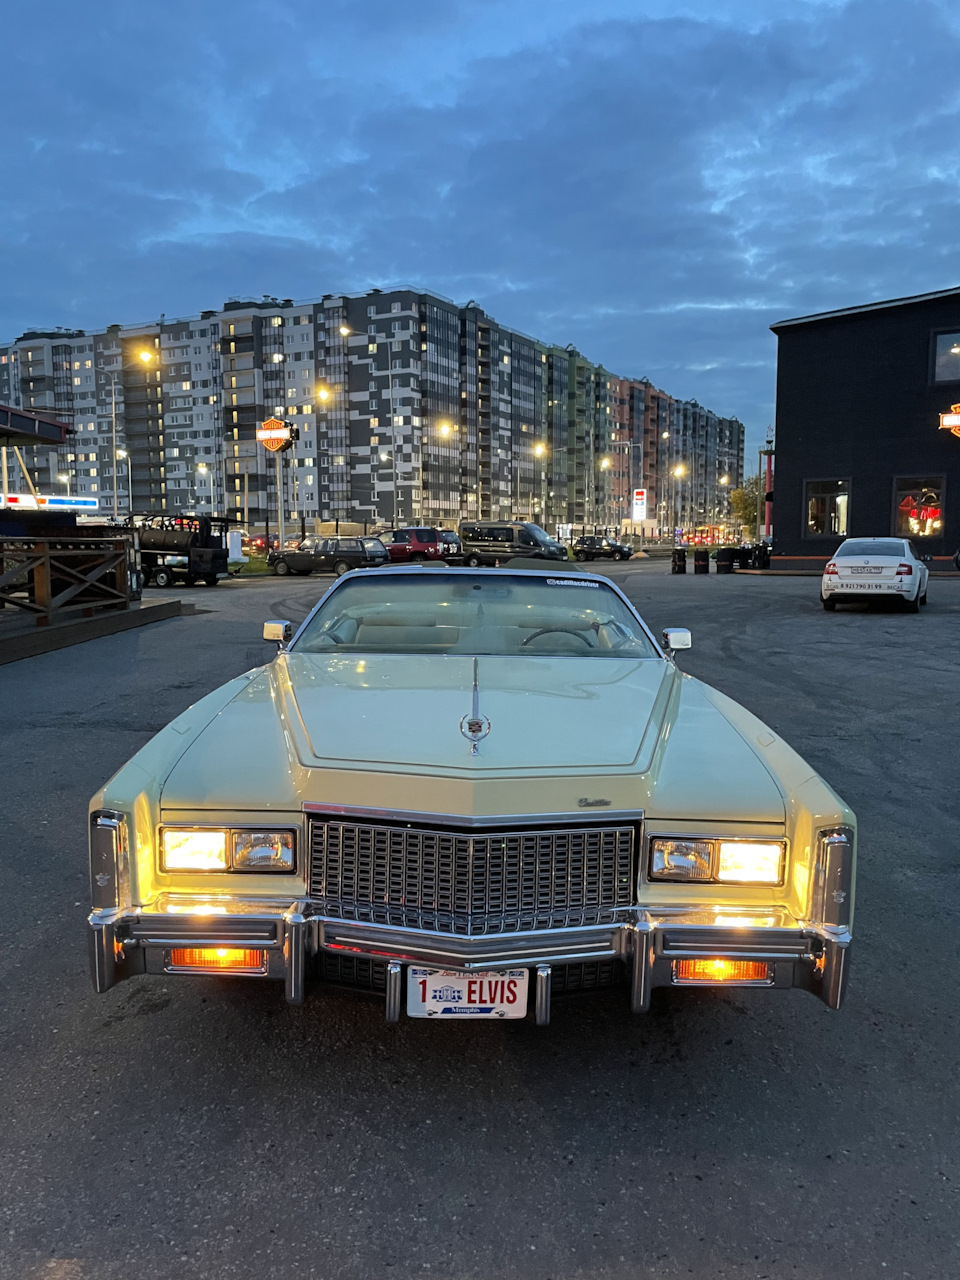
[{"xmin": 729, "ymin": 474, "xmax": 762, "ymax": 539}]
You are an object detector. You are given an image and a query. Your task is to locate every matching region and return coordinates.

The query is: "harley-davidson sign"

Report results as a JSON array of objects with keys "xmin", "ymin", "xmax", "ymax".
[
  {"xmin": 939, "ymin": 403, "xmax": 960, "ymax": 438},
  {"xmin": 257, "ymin": 417, "xmax": 292, "ymax": 452}
]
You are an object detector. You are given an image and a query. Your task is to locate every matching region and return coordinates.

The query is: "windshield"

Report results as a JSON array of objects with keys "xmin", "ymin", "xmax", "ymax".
[
  {"xmin": 836, "ymin": 539, "xmax": 905, "ymax": 558},
  {"xmin": 361, "ymin": 538, "xmax": 386, "ymax": 552},
  {"xmin": 294, "ymin": 573, "xmax": 659, "ymax": 657}
]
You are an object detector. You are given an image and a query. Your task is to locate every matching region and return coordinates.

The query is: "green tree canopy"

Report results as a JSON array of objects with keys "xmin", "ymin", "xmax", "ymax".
[{"xmin": 729, "ymin": 474, "xmax": 762, "ymax": 539}]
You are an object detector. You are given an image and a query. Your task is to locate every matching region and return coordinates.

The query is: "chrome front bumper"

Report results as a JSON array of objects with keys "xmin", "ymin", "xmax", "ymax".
[{"xmin": 88, "ymin": 897, "xmax": 852, "ymax": 1020}]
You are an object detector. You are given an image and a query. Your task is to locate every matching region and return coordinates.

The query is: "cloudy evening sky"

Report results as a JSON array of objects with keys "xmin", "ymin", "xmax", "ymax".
[{"xmin": 3, "ymin": 0, "xmax": 960, "ymax": 453}]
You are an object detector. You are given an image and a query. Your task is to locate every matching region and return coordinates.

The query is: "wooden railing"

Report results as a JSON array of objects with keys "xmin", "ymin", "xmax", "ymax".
[{"xmin": 0, "ymin": 537, "xmax": 131, "ymax": 626}]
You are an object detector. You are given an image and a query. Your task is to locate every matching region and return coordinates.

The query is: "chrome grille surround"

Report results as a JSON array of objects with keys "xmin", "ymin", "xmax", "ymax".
[{"xmin": 308, "ymin": 816, "xmax": 638, "ymax": 935}]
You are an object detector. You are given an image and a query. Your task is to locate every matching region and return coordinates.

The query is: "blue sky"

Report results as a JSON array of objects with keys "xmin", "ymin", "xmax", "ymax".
[{"xmin": 2, "ymin": 0, "xmax": 959, "ymax": 453}]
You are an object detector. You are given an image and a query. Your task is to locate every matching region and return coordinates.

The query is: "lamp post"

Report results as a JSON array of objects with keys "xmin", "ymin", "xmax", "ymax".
[
  {"xmin": 534, "ymin": 442, "xmax": 547, "ymax": 529},
  {"xmin": 196, "ymin": 462, "xmax": 210, "ymax": 513},
  {"xmin": 597, "ymin": 455, "xmax": 611, "ymax": 533},
  {"xmin": 672, "ymin": 463, "xmax": 685, "ymax": 543},
  {"xmin": 116, "ymin": 448, "xmax": 130, "ymax": 514}
]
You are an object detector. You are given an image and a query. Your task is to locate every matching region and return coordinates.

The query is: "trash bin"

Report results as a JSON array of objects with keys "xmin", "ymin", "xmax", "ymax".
[
  {"xmin": 693, "ymin": 548, "xmax": 709, "ymax": 574},
  {"xmin": 715, "ymin": 547, "xmax": 733, "ymax": 575},
  {"xmin": 670, "ymin": 547, "xmax": 687, "ymax": 574}
]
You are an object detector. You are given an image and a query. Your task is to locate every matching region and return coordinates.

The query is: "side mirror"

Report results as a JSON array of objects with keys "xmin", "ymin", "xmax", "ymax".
[
  {"xmin": 922, "ymin": 555, "xmax": 933, "ymax": 563},
  {"xmin": 263, "ymin": 619, "xmax": 293, "ymax": 648},
  {"xmin": 662, "ymin": 628, "xmax": 692, "ymax": 658}
]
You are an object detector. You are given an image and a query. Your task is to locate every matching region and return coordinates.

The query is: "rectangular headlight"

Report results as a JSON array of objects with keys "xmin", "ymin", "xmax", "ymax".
[
  {"xmin": 716, "ymin": 841, "xmax": 783, "ymax": 884},
  {"xmin": 649, "ymin": 837, "xmax": 785, "ymax": 885},
  {"xmin": 162, "ymin": 829, "xmax": 228, "ymax": 871},
  {"xmin": 649, "ymin": 838, "xmax": 713, "ymax": 881},
  {"xmin": 160, "ymin": 828, "xmax": 297, "ymax": 873},
  {"xmin": 232, "ymin": 831, "xmax": 295, "ymax": 872}
]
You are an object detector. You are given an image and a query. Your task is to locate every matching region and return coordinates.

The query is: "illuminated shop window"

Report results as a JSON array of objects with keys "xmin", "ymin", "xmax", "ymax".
[
  {"xmin": 804, "ymin": 478, "xmax": 849, "ymax": 537},
  {"xmin": 933, "ymin": 332, "xmax": 960, "ymax": 383},
  {"xmin": 894, "ymin": 476, "xmax": 943, "ymax": 538}
]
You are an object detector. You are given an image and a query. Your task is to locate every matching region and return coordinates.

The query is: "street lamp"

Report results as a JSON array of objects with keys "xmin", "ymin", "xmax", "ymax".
[
  {"xmin": 196, "ymin": 462, "xmax": 210, "ymax": 512},
  {"xmin": 116, "ymin": 448, "xmax": 130, "ymax": 515},
  {"xmin": 58, "ymin": 471, "xmax": 71, "ymax": 496},
  {"xmin": 533, "ymin": 442, "xmax": 548, "ymax": 526},
  {"xmin": 672, "ymin": 463, "xmax": 685, "ymax": 542},
  {"xmin": 438, "ymin": 422, "xmax": 452, "ymax": 438}
]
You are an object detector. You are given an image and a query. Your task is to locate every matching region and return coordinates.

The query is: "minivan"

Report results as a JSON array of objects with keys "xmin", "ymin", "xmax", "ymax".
[{"xmin": 457, "ymin": 521, "xmax": 567, "ymax": 567}]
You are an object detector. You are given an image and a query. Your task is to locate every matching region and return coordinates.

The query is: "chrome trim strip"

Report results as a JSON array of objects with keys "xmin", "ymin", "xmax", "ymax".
[
  {"xmin": 630, "ymin": 923, "xmax": 652, "ymax": 1013},
  {"xmin": 535, "ymin": 965, "xmax": 552, "ymax": 1026},
  {"xmin": 284, "ymin": 907, "xmax": 306, "ymax": 1005},
  {"xmin": 385, "ymin": 961, "xmax": 403, "ymax": 1022},
  {"xmin": 303, "ymin": 802, "xmax": 644, "ymax": 828}
]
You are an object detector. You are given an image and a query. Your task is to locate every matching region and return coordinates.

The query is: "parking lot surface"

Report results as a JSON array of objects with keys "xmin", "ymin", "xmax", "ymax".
[{"xmin": 1, "ymin": 564, "xmax": 958, "ymax": 1280}]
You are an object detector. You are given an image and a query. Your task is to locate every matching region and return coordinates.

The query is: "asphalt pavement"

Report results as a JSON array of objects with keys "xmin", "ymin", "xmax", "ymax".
[{"xmin": 1, "ymin": 563, "xmax": 958, "ymax": 1280}]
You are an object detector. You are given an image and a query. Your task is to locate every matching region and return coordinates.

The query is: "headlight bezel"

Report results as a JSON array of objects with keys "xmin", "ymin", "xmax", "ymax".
[
  {"xmin": 160, "ymin": 826, "xmax": 298, "ymax": 874},
  {"xmin": 648, "ymin": 835, "xmax": 786, "ymax": 886}
]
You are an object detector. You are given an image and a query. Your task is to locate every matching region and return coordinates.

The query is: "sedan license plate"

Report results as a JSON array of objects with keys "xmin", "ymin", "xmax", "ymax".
[
  {"xmin": 849, "ymin": 566, "xmax": 882, "ymax": 574},
  {"xmin": 407, "ymin": 968, "xmax": 528, "ymax": 1018}
]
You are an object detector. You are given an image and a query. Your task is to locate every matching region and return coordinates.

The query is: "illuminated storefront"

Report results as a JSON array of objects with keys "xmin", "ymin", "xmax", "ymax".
[{"xmin": 770, "ymin": 287, "xmax": 960, "ymax": 567}]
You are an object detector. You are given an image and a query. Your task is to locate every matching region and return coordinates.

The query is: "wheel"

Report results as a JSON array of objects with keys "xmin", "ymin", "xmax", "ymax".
[
  {"xmin": 903, "ymin": 592, "xmax": 920, "ymax": 613},
  {"xmin": 153, "ymin": 567, "xmax": 174, "ymax": 589},
  {"xmin": 574, "ymin": 550, "xmax": 587, "ymax": 562},
  {"xmin": 920, "ymin": 589, "xmax": 928, "ymax": 606},
  {"xmin": 273, "ymin": 559, "xmax": 290, "ymax": 576},
  {"xmin": 333, "ymin": 560, "xmax": 352, "ymax": 576},
  {"xmin": 466, "ymin": 554, "xmax": 482, "ymax": 568},
  {"xmin": 821, "ymin": 595, "xmax": 836, "ymax": 611},
  {"xmin": 203, "ymin": 576, "xmax": 220, "ymax": 587}
]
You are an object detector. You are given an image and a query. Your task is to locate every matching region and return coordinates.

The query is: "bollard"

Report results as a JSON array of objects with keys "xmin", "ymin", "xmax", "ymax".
[
  {"xmin": 670, "ymin": 547, "xmax": 687, "ymax": 574},
  {"xmin": 693, "ymin": 549, "xmax": 709, "ymax": 575},
  {"xmin": 715, "ymin": 548, "xmax": 733, "ymax": 575}
]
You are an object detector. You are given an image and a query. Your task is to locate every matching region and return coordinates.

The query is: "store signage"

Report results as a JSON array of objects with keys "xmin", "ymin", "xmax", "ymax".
[
  {"xmin": 257, "ymin": 417, "xmax": 293, "ymax": 452},
  {"xmin": 939, "ymin": 403, "xmax": 960, "ymax": 438},
  {"xmin": 631, "ymin": 488, "xmax": 647, "ymax": 521}
]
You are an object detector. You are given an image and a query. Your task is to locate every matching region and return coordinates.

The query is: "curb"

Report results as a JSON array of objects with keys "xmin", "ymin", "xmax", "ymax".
[{"xmin": 0, "ymin": 598, "xmax": 182, "ymax": 666}]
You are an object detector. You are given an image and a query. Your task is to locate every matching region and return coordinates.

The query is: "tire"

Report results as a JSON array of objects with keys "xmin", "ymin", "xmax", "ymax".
[
  {"xmin": 203, "ymin": 576, "xmax": 220, "ymax": 587},
  {"xmin": 153, "ymin": 567, "xmax": 173, "ymax": 589},
  {"xmin": 821, "ymin": 595, "xmax": 837, "ymax": 611},
  {"xmin": 903, "ymin": 592, "xmax": 920, "ymax": 613},
  {"xmin": 466, "ymin": 554, "xmax": 482, "ymax": 568},
  {"xmin": 273, "ymin": 559, "xmax": 290, "ymax": 576},
  {"xmin": 574, "ymin": 550, "xmax": 587, "ymax": 562},
  {"xmin": 920, "ymin": 589, "xmax": 928, "ymax": 606},
  {"xmin": 333, "ymin": 560, "xmax": 352, "ymax": 577},
  {"xmin": 183, "ymin": 576, "xmax": 198, "ymax": 588}
]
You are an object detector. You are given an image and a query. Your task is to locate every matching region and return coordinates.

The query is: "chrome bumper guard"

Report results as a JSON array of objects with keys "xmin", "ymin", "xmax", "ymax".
[{"xmin": 89, "ymin": 897, "xmax": 852, "ymax": 1019}]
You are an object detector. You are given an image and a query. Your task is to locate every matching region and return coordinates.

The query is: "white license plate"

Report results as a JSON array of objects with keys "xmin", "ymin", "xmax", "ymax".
[
  {"xmin": 849, "ymin": 567, "xmax": 882, "ymax": 574},
  {"xmin": 406, "ymin": 968, "xmax": 528, "ymax": 1018}
]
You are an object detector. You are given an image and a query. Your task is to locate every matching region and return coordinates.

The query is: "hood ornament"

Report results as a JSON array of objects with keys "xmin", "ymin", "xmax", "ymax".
[{"xmin": 460, "ymin": 657, "xmax": 491, "ymax": 756}]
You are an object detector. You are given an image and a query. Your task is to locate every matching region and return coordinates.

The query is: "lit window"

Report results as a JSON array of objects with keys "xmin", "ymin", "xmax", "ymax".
[
  {"xmin": 804, "ymin": 479, "xmax": 849, "ymax": 538},
  {"xmin": 894, "ymin": 477, "xmax": 943, "ymax": 538}
]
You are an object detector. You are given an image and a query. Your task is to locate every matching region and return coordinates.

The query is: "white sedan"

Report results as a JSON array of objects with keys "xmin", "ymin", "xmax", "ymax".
[{"xmin": 821, "ymin": 538, "xmax": 929, "ymax": 612}]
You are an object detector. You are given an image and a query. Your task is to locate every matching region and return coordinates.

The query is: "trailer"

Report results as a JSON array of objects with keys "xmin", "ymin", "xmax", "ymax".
[{"xmin": 129, "ymin": 515, "xmax": 230, "ymax": 588}]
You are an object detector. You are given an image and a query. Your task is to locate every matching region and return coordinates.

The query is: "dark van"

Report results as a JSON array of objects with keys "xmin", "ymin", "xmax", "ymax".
[{"xmin": 457, "ymin": 521, "xmax": 567, "ymax": 567}]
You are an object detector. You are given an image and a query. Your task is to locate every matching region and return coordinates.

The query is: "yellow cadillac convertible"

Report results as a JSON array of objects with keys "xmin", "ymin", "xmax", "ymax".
[{"xmin": 88, "ymin": 566, "xmax": 855, "ymax": 1023}]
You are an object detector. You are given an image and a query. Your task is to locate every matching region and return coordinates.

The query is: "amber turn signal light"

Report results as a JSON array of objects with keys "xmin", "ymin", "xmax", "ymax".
[
  {"xmin": 168, "ymin": 947, "xmax": 266, "ymax": 973},
  {"xmin": 674, "ymin": 958, "xmax": 770, "ymax": 984}
]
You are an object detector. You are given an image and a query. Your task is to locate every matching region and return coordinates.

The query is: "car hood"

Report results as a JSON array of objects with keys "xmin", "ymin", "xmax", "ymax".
[{"xmin": 158, "ymin": 654, "xmax": 787, "ymax": 823}]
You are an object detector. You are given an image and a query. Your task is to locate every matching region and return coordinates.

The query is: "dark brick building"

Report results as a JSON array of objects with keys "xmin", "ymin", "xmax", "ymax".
[{"xmin": 770, "ymin": 287, "xmax": 960, "ymax": 568}]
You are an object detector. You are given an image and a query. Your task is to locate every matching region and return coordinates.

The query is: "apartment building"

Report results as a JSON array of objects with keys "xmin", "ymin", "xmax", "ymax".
[
  {"xmin": 657, "ymin": 399, "xmax": 745, "ymax": 535},
  {"xmin": 1, "ymin": 289, "xmax": 743, "ymax": 536}
]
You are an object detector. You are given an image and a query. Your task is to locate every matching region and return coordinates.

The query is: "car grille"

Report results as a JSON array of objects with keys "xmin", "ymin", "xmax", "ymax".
[{"xmin": 308, "ymin": 817, "xmax": 636, "ymax": 935}]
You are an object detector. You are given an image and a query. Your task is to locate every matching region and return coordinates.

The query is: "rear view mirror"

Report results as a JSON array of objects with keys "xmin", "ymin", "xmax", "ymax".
[
  {"xmin": 263, "ymin": 619, "xmax": 293, "ymax": 646},
  {"xmin": 662, "ymin": 628, "xmax": 692, "ymax": 655}
]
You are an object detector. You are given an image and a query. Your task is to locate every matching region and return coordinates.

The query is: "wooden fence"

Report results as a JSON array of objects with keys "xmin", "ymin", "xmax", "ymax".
[{"xmin": 0, "ymin": 537, "xmax": 131, "ymax": 626}]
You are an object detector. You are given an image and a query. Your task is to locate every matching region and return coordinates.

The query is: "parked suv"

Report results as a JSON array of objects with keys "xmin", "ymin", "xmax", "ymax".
[
  {"xmin": 269, "ymin": 535, "xmax": 388, "ymax": 576},
  {"xmin": 457, "ymin": 521, "xmax": 566, "ymax": 567},
  {"xmin": 572, "ymin": 535, "xmax": 633, "ymax": 562},
  {"xmin": 380, "ymin": 527, "xmax": 460, "ymax": 564}
]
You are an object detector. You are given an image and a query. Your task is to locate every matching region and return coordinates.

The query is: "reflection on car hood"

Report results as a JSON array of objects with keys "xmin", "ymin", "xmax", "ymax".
[{"xmin": 285, "ymin": 654, "xmax": 667, "ymax": 770}]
